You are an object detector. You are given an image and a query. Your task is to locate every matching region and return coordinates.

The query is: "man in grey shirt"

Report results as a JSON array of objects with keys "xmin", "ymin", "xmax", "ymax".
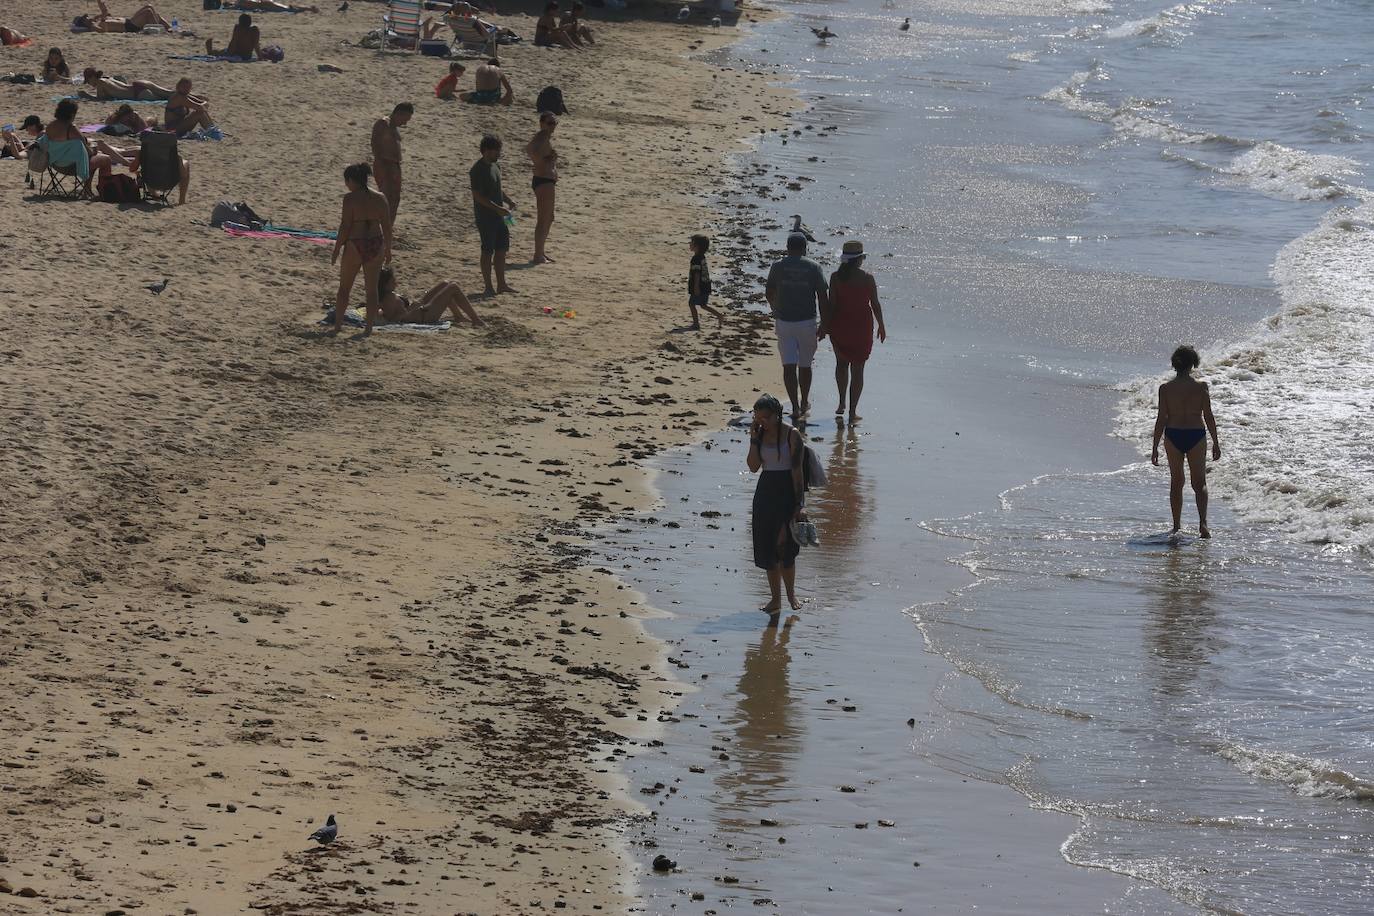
[{"xmin": 765, "ymin": 233, "xmax": 829, "ymax": 420}]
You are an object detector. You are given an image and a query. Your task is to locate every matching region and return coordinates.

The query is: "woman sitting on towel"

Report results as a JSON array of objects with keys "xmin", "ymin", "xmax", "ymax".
[
  {"xmin": 74, "ymin": 1, "xmax": 173, "ymax": 33},
  {"xmin": 164, "ymin": 79, "xmax": 217, "ymax": 135},
  {"xmin": 43, "ymin": 48, "xmax": 72, "ymax": 82},
  {"xmin": 206, "ymin": 13, "xmax": 261, "ymax": 59},
  {"xmin": 377, "ymin": 267, "xmax": 484, "ymax": 326},
  {"xmin": 81, "ymin": 68, "xmax": 193, "ymax": 102}
]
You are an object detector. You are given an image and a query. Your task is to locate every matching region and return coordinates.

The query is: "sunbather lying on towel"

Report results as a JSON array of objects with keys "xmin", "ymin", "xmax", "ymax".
[
  {"xmin": 164, "ymin": 78, "xmax": 218, "ymax": 135},
  {"xmin": 206, "ymin": 13, "xmax": 260, "ymax": 58},
  {"xmin": 377, "ymin": 266, "xmax": 484, "ymax": 326},
  {"xmin": 74, "ymin": 1, "xmax": 172, "ymax": 33},
  {"xmin": 1, "ymin": 26, "xmax": 31, "ymax": 46},
  {"xmin": 104, "ymin": 103, "xmax": 157, "ymax": 133},
  {"xmin": 234, "ymin": 0, "xmax": 319, "ymax": 12},
  {"xmin": 92, "ymin": 137, "xmax": 192, "ymax": 205},
  {"xmin": 81, "ymin": 67, "xmax": 197, "ymax": 102},
  {"xmin": 1, "ymin": 116, "xmax": 43, "ymax": 160}
]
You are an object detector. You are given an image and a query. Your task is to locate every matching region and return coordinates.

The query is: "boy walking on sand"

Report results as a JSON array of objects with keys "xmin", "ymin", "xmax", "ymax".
[{"xmin": 688, "ymin": 234, "xmax": 724, "ymax": 329}]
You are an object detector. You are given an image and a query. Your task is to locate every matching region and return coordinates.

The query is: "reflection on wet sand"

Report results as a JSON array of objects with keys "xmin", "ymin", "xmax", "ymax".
[
  {"xmin": 1144, "ymin": 546, "xmax": 1219, "ymax": 698},
  {"xmin": 809, "ymin": 427, "xmax": 873, "ymax": 583},
  {"xmin": 717, "ymin": 615, "xmax": 803, "ymax": 817}
]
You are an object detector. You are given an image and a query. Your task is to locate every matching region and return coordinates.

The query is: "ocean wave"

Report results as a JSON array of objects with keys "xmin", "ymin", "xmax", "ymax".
[
  {"xmin": 1040, "ymin": 69, "xmax": 1252, "ymax": 147},
  {"xmin": 1096, "ymin": 0, "xmax": 1231, "ymax": 42},
  {"xmin": 1114, "ymin": 200, "xmax": 1374, "ymax": 551},
  {"xmin": 1163, "ymin": 143, "xmax": 1365, "ymax": 202},
  {"xmin": 1217, "ymin": 743, "xmax": 1374, "ymax": 801}
]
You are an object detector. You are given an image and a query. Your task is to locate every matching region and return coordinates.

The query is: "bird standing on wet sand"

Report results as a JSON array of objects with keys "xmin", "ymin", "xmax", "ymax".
[
  {"xmin": 899, "ymin": 17, "xmax": 910, "ymax": 31},
  {"xmin": 789, "ymin": 214, "xmax": 818, "ymax": 243},
  {"xmin": 811, "ymin": 26, "xmax": 836, "ymax": 41},
  {"xmin": 144, "ymin": 279, "xmax": 169, "ymax": 295},
  {"xmin": 309, "ymin": 814, "xmax": 338, "ymax": 845},
  {"xmin": 337, "ymin": 0, "xmax": 348, "ymax": 10}
]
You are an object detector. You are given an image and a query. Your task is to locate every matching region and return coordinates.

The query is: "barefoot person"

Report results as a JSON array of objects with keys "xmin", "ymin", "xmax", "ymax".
[
  {"xmin": 686, "ymin": 234, "xmax": 724, "ymax": 329},
  {"xmin": 331, "ymin": 163, "xmax": 392, "ymax": 334},
  {"xmin": 765, "ymin": 232, "xmax": 828, "ymax": 421},
  {"xmin": 164, "ymin": 79, "xmax": 217, "ymax": 136},
  {"xmin": 75, "ymin": 1, "xmax": 172, "ymax": 32},
  {"xmin": 371, "ymin": 102, "xmax": 412, "ymax": 226},
  {"xmin": 526, "ymin": 111, "xmax": 559, "ymax": 264},
  {"xmin": 470, "ymin": 134, "xmax": 516, "ymax": 295},
  {"xmin": 820, "ymin": 240, "xmax": 887, "ymax": 424},
  {"xmin": 435, "ymin": 61, "xmax": 466, "ymax": 100},
  {"xmin": 466, "ymin": 58, "xmax": 513, "ymax": 106},
  {"xmin": 747, "ymin": 394, "xmax": 806, "ymax": 612},
  {"xmin": 91, "ymin": 138, "xmax": 192, "ymax": 204},
  {"xmin": 1151, "ymin": 345, "xmax": 1222, "ymax": 537},
  {"xmin": 377, "ymin": 267, "xmax": 484, "ymax": 326},
  {"xmin": 206, "ymin": 13, "xmax": 260, "ymax": 58}
]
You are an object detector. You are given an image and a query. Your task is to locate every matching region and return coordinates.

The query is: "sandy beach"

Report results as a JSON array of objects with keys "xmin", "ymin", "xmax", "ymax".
[{"xmin": 0, "ymin": 2, "xmax": 795, "ymax": 912}]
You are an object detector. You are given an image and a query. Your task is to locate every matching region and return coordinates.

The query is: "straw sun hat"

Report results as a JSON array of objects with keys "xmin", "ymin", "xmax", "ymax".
[{"xmin": 840, "ymin": 240, "xmax": 867, "ymax": 261}]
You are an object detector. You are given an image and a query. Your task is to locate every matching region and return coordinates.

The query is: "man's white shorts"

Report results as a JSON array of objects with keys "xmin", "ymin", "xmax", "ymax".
[{"xmin": 775, "ymin": 318, "xmax": 818, "ymax": 368}]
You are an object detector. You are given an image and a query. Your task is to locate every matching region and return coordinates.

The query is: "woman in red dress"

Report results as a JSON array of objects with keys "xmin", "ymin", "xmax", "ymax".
[{"xmin": 821, "ymin": 240, "xmax": 887, "ymax": 424}]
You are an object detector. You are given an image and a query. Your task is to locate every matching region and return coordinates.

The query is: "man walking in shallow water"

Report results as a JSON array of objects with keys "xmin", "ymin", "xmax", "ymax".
[
  {"xmin": 765, "ymin": 233, "xmax": 829, "ymax": 421},
  {"xmin": 1151, "ymin": 345, "xmax": 1222, "ymax": 538}
]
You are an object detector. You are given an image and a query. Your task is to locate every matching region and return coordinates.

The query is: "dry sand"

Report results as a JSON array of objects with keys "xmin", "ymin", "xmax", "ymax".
[{"xmin": 0, "ymin": 2, "xmax": 796, "ymax": 911}]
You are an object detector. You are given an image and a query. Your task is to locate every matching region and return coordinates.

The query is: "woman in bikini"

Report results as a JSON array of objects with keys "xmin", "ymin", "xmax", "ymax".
[
  {"xmin": 81, "ymin": 68, "xmax": 187, "ymax": 102},
  {"xmin": 1151, "ymin": 345, "xmax": 1222, "ymax": 538},
  {"xmin": 75, "ymin": 1, "xmax": 173, "ymax": 32},
  {"xmin": 747, "ymin": 394, "xmax": 807, "ymax": 612},
  {"xmin": 332, "ymin": 163, "xmax": 393, "ymax": 334},
  {"xmin": 0, "ymin": 27, "xmax": 31, "ymax": 46},
  {"xmin": 526, "ymin": 111, "xmax": 559, "ymax": 265},
  {"xmin": 534, "ymin": 2, "xmax": 580, "ymax": 49},
  {"xmin": 376, "ymin": 267, "xmax": 484, "ymax": 326},
  {"xmin": 43, "ymin": 48, "xmax": 72, "ymax": 82},
  {"xmin": 164, "ymin": 79, "xmax": 217, "ymax": 135}
]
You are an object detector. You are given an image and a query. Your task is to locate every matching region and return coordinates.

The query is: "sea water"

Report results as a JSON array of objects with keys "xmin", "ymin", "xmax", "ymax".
[{"xmin": 618, "ymin": 0, "xmax": 1372, "ymax": 911}]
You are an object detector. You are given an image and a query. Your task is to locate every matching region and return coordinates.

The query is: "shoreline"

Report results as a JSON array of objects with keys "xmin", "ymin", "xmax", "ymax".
[{"xmin": 0, "ymin": 3, "xmax": 799, "ymax": 912}]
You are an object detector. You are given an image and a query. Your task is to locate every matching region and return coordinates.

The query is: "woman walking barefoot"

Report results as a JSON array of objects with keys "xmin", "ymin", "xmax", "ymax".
[
  {"xmin": 331, "ymin": 163, "xmax": 392, "ymax": 335},
  {"xmin": 821, "ymin": 240, "xmax": 887, "ymax": 424},
  {"xmin": 526, "ymin": 111, "xmax": 559, "ymax": 264},
  {"xmin": 1151, "ymin": 345, "xmax": 1221, "ymax": 537},
  {"xmin": 747, "ymin": 394, "xmax": 806, "ymax": 612}
]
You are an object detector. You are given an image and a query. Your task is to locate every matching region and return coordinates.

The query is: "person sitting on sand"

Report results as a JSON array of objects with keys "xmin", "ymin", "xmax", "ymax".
[
  {"xmin": 1, "ymin": 115, "xmax": 43, "ymax": 160},
  {"xmin": 206, "ymin": 13, "xmax": 261, "ymax": 59},
  {"xmin": 234, "ymin": 0, "xmax": 319, "ymax": 12},
  {"xmin": 0, "ymin": 26, "xmax": 31, "ymax": 46},
  {"xmin": 466, "ymin": 58, "xmax": 512, "ymax": 105},
  {"xmin": 561, "ymin": 2, "xmax": 595, "ymax": 45},
  {"xmin": 164, "ymin": 78, "xmax": 217, "ymax": 135},
  {"xmin": 43, "ymin": 48, "xmax": 72, "ymax": 82},
  {"xmin": 377, "ymin": 267, "xmax": 484, "ymax": 326},
  {"xmin": 1151, "ymin": 345, "xmax": 1222, "ymax": 538},
  {"xmin": 332, "ymin": 163, "xmax": 393, "ymax": 334},
  {"xmin": 435, "ymin": 61, "xmax": 466, "ymax": 99},
  {"xmin": 74, "ymin": 1, "xmax": 172, "ymax": 33},
  {"xmin": 91, "ymin": 137, "xmax": 193, "ymax": 205},
  {"xmin": 534, "ymin": 1, "xmax": 581, "ymax": 48},
  {"xmin": 81, "ymin": 68, "xmax": 189, "ymax": 102}
]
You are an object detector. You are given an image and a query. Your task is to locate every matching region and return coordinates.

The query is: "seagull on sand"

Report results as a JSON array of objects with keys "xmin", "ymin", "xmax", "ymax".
[
  {"xmin": 308, "ymin": 814, "xmax": 338, "ymax": 845},
  {"xmin": 810, "ymin": 26, "xmax": 836, "ymax": 41},
  {"xmin": 899, "ymin": 17, "xmax": 910, "ymax": 30},
  {"xmin": 789, "ymin": 215, "xmax": 818, "ymax": 243},
  {"xmin": 144, "ymin": 279, "xmax": 169, "ymax": 295}
]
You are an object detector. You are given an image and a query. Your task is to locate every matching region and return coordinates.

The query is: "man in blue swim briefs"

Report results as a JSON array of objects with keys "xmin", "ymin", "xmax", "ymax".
[
  {"xmin": 1151, "ymin": 345, "xmax": 1222, "ymax": 538},
  {"xmin": 765, "ymin": 232, "xmax": 829, "ymax": 421}
]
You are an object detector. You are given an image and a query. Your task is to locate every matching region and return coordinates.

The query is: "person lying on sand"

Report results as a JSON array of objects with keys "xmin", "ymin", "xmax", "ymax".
[
  {"xmin": 206, "ymin": 13, "xmax": 260, "ymax": 59},
  {"xmin": 534, "ymin": 2, "xmax": 581, "ymax": 48},
  {"xmin": 74, "ymin": 1, "xmax": 172, "ymax": 33},
  {"xmin": 234, "ymin": 0, "xmax": 319, "ymax": 11},
  {"xmin": 104, "ymin": 102, "xmax": 157, "ymax": 133},
  {"xmin": 164, "ymin": 78, "xmax": 217, "ymax": 135},
  {"xmin": 1, "ymin": 116, "xmax": 43, "ymax": 160},
  {"xmin": 43, "ymin": 48, "xmax": 73, "ymax": 82},
  {"xmin": 91, "ymin": 137, "xmax": 193, "ymax": 205},
  {"xmin": 467, "ymin": 58, "xmax": 512, "ymax": 105},
  {"xmin": 377, "ymin": 267, "xmax": 484, "ymax": 326},
  {"xmin": 1, "ymin": 27, "xmax": 32, "ymax": 47},
  {"xmin": 81, "ymin": 67, "xmax": 193, "ymax": 102}
]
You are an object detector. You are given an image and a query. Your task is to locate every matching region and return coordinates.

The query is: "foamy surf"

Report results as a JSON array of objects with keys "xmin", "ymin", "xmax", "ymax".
[{"xmin": 1217, "ymin": 744, "xmax": 1374, "ymax": 802}]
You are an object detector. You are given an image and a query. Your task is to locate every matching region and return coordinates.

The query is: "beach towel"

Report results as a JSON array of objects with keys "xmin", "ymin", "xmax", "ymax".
[
  {"xmin": 55, "ymin": 96, "xmax": 163, "ymax": 104},
  {"xmin": 222, "ymin": 223, "xmax": 336, "ymax": 245},
  {"xmin": 35, "ymin": 135, "xmax": 90, "ymax": 179},
  {"xmin": 167, "ymin": 54, "xmax": 256, "ymax": 62},
  {"xmin": 320, "ymin": 306, "xmax": 451, "ymax": 333}
]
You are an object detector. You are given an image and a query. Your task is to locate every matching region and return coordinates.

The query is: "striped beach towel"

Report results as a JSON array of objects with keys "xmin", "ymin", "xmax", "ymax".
[{"xmin": 383, "ymin": 0, "xmax": 423, "ymax": 51}]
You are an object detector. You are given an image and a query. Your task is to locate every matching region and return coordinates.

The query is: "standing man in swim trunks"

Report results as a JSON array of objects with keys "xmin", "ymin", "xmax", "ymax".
[
  {"xmin": 1151, "ymin": 345, "xmax": 1222, "ymax": 537},
  {"xmin": 526, "ymin": 111, "xmax": 559, "ymax": 265},
  {"xmin": 765, "ymin": 232, "xmax": 829, "ymax": 421},
  {"xmin": 470, "ymin": 134, "xmax": 516, "ymax": 295},
  {"xmin": 371, "ymin": 102, "xmax": 412, "ymax": 227}
]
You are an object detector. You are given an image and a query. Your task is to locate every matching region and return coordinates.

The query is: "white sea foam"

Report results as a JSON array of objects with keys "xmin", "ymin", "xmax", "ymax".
[
  {"xmin": 1041, "ymin": 68, "xmax": 1251, "ymax": 148},
  {"xmin": 1218, "ymin": 743, "xmax": 1374, "ymax": 801},
  {"xmin": 1115, "ymin": 200, "xmax": 1374, "ymax": 551},
  {"xmin": 1096, "ymin": 0, "xmax": 1230, "ymax": 41}
]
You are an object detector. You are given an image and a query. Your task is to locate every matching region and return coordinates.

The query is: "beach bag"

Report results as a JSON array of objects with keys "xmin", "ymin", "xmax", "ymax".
[
  {"xmin": 210, "ymin": 200, "xmax": 265, "ymax": 228},
  {"xmin": 261, "ymin": 45, "xmax": 285, "ymax": 62},
  {"xmin": 801, "ymin": 443, "xmax": 827, "ymax": 489},
  {"xmin": 203, "ymin": 0, "xmax": 222, "ymax": 8},
  {"xmin": 98, "ymin": 172, "xmax": 140, "ymax": 204},
  {"xmin": 535, "ymin": 85, "xmax": 568, "ymax": 116}
]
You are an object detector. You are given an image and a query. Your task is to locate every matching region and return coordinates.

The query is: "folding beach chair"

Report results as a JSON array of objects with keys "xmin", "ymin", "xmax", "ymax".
[
  {"xmin": 447, "ymin": 12, "xmax": 496, "ymax": 55},
  {"xmin": 27, "ymin": 138, "xmax": 92, "ymax": 200},
  {"xmin": 138, "ymin": 132, "xmax": 181, "ymax": 205},
  {"xmin": 383, "ymin": 0, "xmax": 423, "ymax": 51}
]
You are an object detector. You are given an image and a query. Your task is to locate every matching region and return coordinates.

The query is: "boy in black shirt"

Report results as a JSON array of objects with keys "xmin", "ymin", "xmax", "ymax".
[{"xmin": 688, "ymin": 234, "xmax": 724, "ymax": 329}]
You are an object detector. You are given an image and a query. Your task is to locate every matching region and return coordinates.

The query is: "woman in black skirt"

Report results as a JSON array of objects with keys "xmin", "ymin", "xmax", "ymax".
[{"xmin": 747, "ymin": 394, "xmax": 806, "ymax": 612}]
